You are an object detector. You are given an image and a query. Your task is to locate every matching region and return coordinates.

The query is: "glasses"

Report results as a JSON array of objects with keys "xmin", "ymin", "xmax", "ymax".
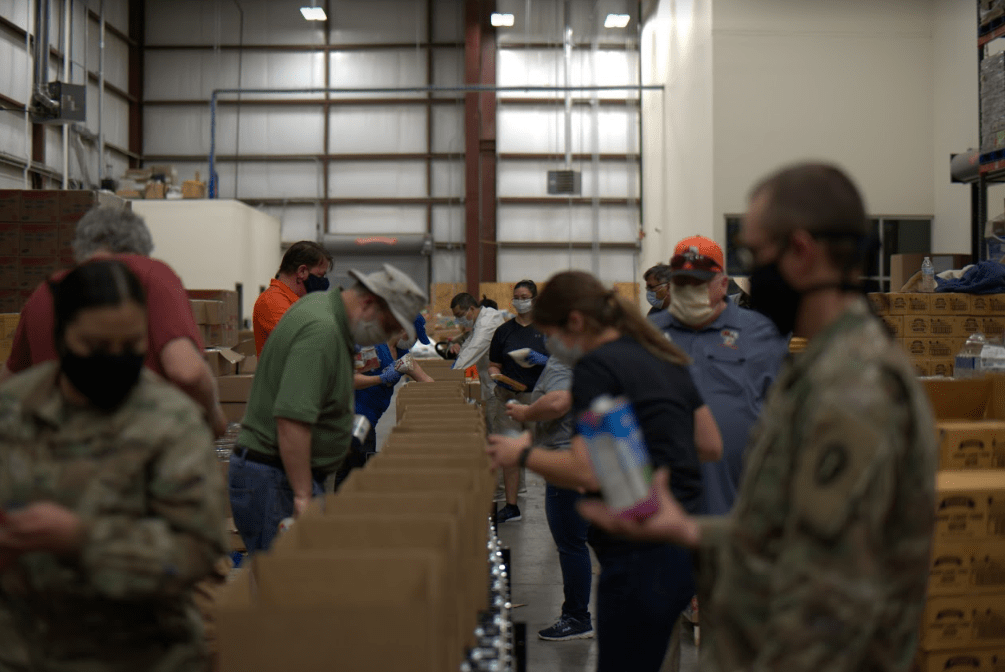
[
  {"xmin": 645, "ymin": 281, "xmax": 668, "ymax": 291},
  {"xmin": 670, "ymin": 251, "xmax": 722, "ymax": 273}
]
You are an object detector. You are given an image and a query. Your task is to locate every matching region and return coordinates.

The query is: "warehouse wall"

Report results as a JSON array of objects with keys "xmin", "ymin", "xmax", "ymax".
[
  {"xmin": 0, "ymin": 0, "xmax": 132, "ymax": 189},
  {"xmin": 639, "ymin": 0, "xmax": 714, "ymax": 273},
  {"xmin": 132, "ymin": 200, "xmax": 281, "ymax": 325},
  {"xmin": 711, "ymin": 0, "xmax": 936, "ymax": 254}
]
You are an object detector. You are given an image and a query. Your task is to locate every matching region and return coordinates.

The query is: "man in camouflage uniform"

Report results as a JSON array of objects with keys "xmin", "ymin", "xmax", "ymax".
[
  {"xmin": 581, "ymin": 163, "xmax": 936, "ymax": 672},
  {"xmin": 0, "ymin": 362, "xmax": 228, "ymax": 671}
]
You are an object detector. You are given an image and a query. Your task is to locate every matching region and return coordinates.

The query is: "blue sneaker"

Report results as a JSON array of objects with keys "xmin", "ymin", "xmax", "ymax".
[
  {"xmin": 496, "ymin": 503, "xmax": 522, "ymax": 523},
  {"xmin": 538, "ymin": 615, "xmax": 594, "ymax": 641}
]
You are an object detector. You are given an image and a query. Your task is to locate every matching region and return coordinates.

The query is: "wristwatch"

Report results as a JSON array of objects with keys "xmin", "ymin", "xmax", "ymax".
[{"xmin": 518, "ymin": 445, "xmax": 534, "ymax": 468}]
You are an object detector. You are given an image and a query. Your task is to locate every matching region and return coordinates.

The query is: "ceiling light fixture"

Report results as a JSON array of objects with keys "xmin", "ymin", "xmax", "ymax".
[
  {"xmin": 300, "ymin": 6, "xmax": 328, "ymax": 21},
  {"xmin": 604, "ymin": 13, "xmax": 630, "ymax": 28},
  {"xmin": 490, "ymin": 13, "xmax": 515, "ymax": 27}
]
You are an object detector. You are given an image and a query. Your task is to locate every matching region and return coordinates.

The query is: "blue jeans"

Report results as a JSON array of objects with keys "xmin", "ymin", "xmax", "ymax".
[
  {"xmin": 592, "ymin": 540, "xmax": 695, "ymax": 672},
  {"xmin": 228, "ymin": 449, "xmax": 324, "ymax": 553},
  {"xmin": 544, "ymin": 483, "xmax": 592, "ymax": 622}
]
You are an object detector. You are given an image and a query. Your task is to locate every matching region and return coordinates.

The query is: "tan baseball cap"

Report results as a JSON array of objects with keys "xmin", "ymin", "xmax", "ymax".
[{"xmin": 348, "ymin": 264, "xmax": 428, "ymax": 342}]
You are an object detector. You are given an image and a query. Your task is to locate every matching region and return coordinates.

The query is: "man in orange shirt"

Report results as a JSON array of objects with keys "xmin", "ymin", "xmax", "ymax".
[{"xmin": 253, "ymin": 241, "xmax": 333, "ymax": 355}]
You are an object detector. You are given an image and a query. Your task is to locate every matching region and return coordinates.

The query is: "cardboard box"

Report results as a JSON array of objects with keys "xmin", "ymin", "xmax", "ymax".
[
  {"xmin": 217, "ymin": 375, "xmax": 254, "ymax": 403},
  {"xmin": 17, "ymin": 256, "xmax": 57, "ymax": 290},
  {"xmin": 890, "ymin": 293, "xmax": 933, "ymax": 316},
  {"xmin": 914, "ymin": 647, "xmax": 1005, "ymax": 672},
  {"xmin": 220, "ymin": 402, "xmax": 246, "ymax": 423},
  {"xmin": 928, "ymin": 339, "xmax": 966, "ymax": 359},
  {"xmin": 883, "ymin": 315, "xmax": 907, "ymax": 337},
  {"xmin": 931, "ymin": 359, "xmax": 955, "ymax": 378},
  {"xmin": 934, "ymin": 470, "xmax": 1005, "ymax": 543},
  {"xmin": 910, "ymin": 359, "xmax": 933, "ymax": 377},
  {"xmin": 921, "ymin": 591, "xmax": 1005, "ymax": 650},
  {"xmin": 18, "ymin": 190, "xmax": 60, "ymax": 222},
  {"xmin": 928, "ymin": 541, "xmax": 1005, "ymax": 597},
  {"xmin": 189, "ymin": 299, "xmax": 224, "ymax": 325},
  {"xmin": 237, "ymin": 355, "xmax": 257, "ymax": 375},
  {"xmin": 0, "ymin": 257, "xmax": 18, "ymax": 290},
  {"xmin": 144, "ymin": 182, "xmax": 166, "ymax": 200},
  {"xmin": 867, "ymin": 292, "xmax": 890, "ymax": 315},
  {"xmin": 982, "ymin": 317, "xmax": 1005, "ymax": 339},
  {"xmin": 930, "ymin": 294, "xmax": 972, "ymax": 315},
  {"xmin": 205, "ymin": 348, "xmax": 244, "ymax": 377},
  {"xmin": 182, "ymin": 180, "xmax": 207, "ymax": 199},
  {"xmin": 971, "ymin": 295, "xmax": 995, "ymax": 316},
  {"xmin": 903, "ymin": 316, "xmax": 928, "ymax": 337},
  {"xmin": 214, "ymin": 551, "xmax": 447, "ymax": 672},
  {"xmin": 0, "ymin": 191, "xmax": 19, "ymax": 220},
  {"xmin": 59, "ymin": 190, "xmax": 126, "ymax": 221},
  {"xmin": 0, "ymin": 290, "xmax": 20, "ymax": 313},
  {"xmin": 188, "ymin": 289, "xmax": 239, "ymax": 347},
  {"xmin": 959, "ymin": 316, "xmax": 984, "ymax": 338},
  {"xmin": 986, "ymin": 294, "xmax": 1005, "ymax": 315},
  {"xmin": 0, "ymin": 223, "xmax": 19, "ymax": 256},
  {"xmin": 18, "ymin": 222, "xmax": 59, "ymax": 257},
  {"xmin": 936, "ymin": 420, "xmax": 1005, "ymax": 470},
  {"xmin": 928, "ymin": 317, "xmax": 960, "ymax": 338}
]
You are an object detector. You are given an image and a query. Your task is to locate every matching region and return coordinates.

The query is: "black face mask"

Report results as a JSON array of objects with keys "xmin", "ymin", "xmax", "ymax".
[
  {"xmin": 303, "ymin": 274, "xmax": 330, "ymax": 294},
  {"xmin": 61, "ymin": 350, "xmax": 145, "ymax": 412},
  {"xmin": 748, "ymin": 260, "xmax": 801, "ymax": 336}
]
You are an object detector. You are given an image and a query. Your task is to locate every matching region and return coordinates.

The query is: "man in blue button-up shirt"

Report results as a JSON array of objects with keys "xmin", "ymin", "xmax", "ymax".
[{"xmin": 650, "ymin": 236, "xmax": 789, "ymax": 516}]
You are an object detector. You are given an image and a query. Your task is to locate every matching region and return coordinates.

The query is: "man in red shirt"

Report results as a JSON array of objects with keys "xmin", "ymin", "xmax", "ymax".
[
  {"xmin": 0, "ymin": 206, "xmax": 229, "ymax": 436},
  {"xmin": 252, "ymin": 240, "xmax": 333, "ymax": 356}
]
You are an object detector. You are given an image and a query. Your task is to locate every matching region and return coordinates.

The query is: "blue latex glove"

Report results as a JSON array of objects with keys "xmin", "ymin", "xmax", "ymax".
[
  {"xmin": 379, "ymin": 365, "xmax": 402, "ymax": 386},
  {"xmin": 526, "ymin": 350, "xmax": 549, "ymax": 366}
]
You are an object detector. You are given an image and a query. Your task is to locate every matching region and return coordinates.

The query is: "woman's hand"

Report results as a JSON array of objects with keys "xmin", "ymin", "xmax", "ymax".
[
  {"xmin": 576, "ymin": 469, "xmax": 702, "ymax": 549},
  {"xmin": 0, "ymin": 502, "xmax": 87, "ymax": 556},
  {"xmin": 505, "ymin": 403, "xmax": 529, "ymax": 423},
  {"xmin": 486, "ymin": 431, "xmax": 532, "ymax": 470}
]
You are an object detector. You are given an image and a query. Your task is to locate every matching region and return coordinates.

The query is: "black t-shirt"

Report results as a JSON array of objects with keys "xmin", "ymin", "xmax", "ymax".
[
  {"xmin": 572, "ymin": 336, "xmax": 705, "ymax": 515},
  {"xmin": 489, "ymin": 319, "xmax": 547, "ymax": 391}
]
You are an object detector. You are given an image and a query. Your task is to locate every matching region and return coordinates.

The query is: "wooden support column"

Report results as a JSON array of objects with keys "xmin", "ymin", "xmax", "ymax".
[
  {"xmin": 128, "ymin": 0, "xmax": 144, "ymax": 168},
  {"xmin": 463, "ymin": 0, "xmax": 482, "ymax": 297},
  {"xmin": 478, "ymin": 15, "xmax": 497, "ymax": 284}
]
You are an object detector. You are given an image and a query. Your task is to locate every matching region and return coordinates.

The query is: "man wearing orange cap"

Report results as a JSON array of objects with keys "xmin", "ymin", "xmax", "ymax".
[{"xmin": 652, "ymin": 235, "xmax": 789, "ymax": 515}]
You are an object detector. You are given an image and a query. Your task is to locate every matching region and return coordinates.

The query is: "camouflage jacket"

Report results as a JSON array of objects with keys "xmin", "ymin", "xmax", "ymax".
[
  {"xmin": 696, "ymin": 299, "xmax": 936, "ymax": 672},
  {"xmin": 0, "ymin": 362, "xmax": 228, "ymax": 670}
]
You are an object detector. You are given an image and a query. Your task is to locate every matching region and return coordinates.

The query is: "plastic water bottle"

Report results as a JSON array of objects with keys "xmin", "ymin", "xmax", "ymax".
[
  {"xmin": 921, "ymin": 257, "xmax": 936, "ymax": 293},
  {"xmin": 980, "ymin": 336, "xmax": 1005, "ymax": 373},
  {"xmin": 956, "ymin": 332, "xmax": 986, "ymax": 378}
]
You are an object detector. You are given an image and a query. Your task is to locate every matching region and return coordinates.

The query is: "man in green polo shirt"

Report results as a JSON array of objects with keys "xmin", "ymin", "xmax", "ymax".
[{"xmin": 228, "ymin": 263, "xmax": 427, "ymax": 553}]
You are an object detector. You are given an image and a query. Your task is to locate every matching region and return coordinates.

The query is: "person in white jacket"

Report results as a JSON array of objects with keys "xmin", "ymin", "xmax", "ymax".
[{"xmin": 450, "ymin": 293, "xmax": 510, "ymax": 429}]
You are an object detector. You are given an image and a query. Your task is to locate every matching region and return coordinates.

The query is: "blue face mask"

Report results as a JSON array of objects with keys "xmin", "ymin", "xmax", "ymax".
[
  {"xmin": 304, "ymin": 273, "xmax": 330, "ymax": 294},
  {"xmin": 646, "ymin": 290, "xmax": 663, "ymax": 308}
]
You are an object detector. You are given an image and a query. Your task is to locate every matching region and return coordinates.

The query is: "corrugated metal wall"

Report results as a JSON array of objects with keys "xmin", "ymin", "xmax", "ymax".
[
  {"xmin": 141, "ymin": 0, "xmax": 641, "ymax": 286},
  {"xmin": 1, "ymin": 0, "xmax": 133, "ymax": 189}
]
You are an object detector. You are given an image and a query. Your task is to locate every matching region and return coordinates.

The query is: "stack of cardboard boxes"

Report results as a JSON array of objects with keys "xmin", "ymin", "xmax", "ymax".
[
  {"xmin": 869, "ymin": 293, "xmax": 1005, "ymax": 377},
  {"xmin": 187, "ymin": 291, "xmax": 255, "ymax": 422},
  {"xmin": 915, "ymin": 377, "xmax": 1005, "ymax": 670},
  {"xmin": 415, "ymin": 357, "xmax": 482, "ymax": 401},
  {"xmin": 212, "ymin": 379, "xmax": 493, "ymax": 671},
  {"xmin": 0, "ymin": 190, "xmax": 129, "ymax": 313},
  {"xmin": 0, "ymin": 313, "xmax": 20, "ymax": 362}
]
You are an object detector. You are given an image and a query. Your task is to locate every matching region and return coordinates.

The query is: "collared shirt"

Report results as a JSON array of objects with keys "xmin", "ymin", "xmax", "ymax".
[
  {"xmin": 7, "ymin": 255, "xmax": 203, "ymax": 378},
  {"xmin": 252, "ymin": 278, "xmax": 301, "ymax": 356},
  {"xmin": 696, "ymin": 299, "xmax": 936, "ymax": 672},
  {"xmin": 238, "ymin": 290, "xmax": 354, "ymax": 471},
  {"xmin": 651, "ymin": 302, "xmax": 789, "ymax": 515},
  {"xmin": 0, "ymin": 362, "xmax": 227, "ymax": 664}
]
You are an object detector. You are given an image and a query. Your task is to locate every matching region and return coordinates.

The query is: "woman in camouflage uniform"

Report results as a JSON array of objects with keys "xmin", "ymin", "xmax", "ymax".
[{"xmin": 0, "ymin": 259, "xmax": 228, "ymax": 672}]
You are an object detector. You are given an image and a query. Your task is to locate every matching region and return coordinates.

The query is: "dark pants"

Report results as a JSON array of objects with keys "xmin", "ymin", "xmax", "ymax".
[
  {"xmin": 544, "ymin": 483, "xmax": 592, "ymax": 622},
  {"xmin": 228, "ymin": 449, "xmax": 324, "ymax": 554},
  {"xmin": 593, "ymin": 541, "xmax": 695, "ymax": 672},
  {"xmin": 332, "ymin": 429, "xmax": 377, "ymax": 491}
]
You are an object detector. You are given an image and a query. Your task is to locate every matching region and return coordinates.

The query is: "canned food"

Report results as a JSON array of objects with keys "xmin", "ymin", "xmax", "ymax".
[
  {"xmin": 351, "ymin": 414, "xmax": 371, "ymax": 443},
  {"xmin": 576, "ymin": 395, "xmax": 656, "ymax": 519}
]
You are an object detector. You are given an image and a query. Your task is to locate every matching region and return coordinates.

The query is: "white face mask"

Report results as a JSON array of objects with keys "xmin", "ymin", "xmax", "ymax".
[
  {"xmin": 512, "ymin": 298, "xmax": 533, "ymax": 315},
  {"xmin": 352, "ymin": 319, "xmax": 390, "ymax": 347},
  {"xmin": 669, "ymin": 283, "xmax": 718, "ymax": 327},
  {"xmin": 545, "ymin": 333, "xmax": 584, "ymax": 368},
  {"xmin": 455, "ymin": 310, "xmax": 474, "ymax": 328},
  {"xmin": 396, "ymin": 337, "xmax": 413, "ymax": 350}
]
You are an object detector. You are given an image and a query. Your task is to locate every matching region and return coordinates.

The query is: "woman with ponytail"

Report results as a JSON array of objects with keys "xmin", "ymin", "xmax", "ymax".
[{"xmin": 487, "ymin": 270, "xmax": 721, "ymax": 672}]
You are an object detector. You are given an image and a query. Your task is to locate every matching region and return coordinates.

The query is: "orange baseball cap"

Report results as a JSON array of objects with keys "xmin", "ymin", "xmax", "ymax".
[{"xmin": 670, "ymin": 235, "xmax": 725, "ymax": 281}]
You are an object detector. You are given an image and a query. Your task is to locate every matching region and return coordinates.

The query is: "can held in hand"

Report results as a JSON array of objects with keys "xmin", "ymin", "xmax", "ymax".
[
  {"xmin": 351, "ymin": 414, "xmax": 371, "ymax": 443},
  {"xmin": 576, "ymin": 395, "xmax": 656, "ymax": 520}
]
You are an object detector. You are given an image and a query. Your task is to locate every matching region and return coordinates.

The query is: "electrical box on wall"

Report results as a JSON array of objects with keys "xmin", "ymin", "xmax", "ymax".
[
  {"xmin": 547, "ymin": 170, "xmax": 582, "ymax": 195},
  {"xmin": 31, "ymin": 82, "xmax": 86, "ymax": 124}
]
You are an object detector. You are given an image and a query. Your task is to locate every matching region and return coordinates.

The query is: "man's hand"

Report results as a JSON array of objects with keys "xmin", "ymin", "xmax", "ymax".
[
  {"xmin": 449, "ymin": 343, "xmax": 461, "ymax": 356},
  {"xmin": 506, "ymin": 403, "xmax": 530, "ymax": 423},
  {"xmin": 576, "ymin": 469, "xmax": 702, "ymax": 549},
  {"xmin": 0, "ymin": 502, "xmax": 87, "ymax": 556},
  {"xmin": 486, "ymin": 431, "xmax": 532, "ymax": 470}
]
